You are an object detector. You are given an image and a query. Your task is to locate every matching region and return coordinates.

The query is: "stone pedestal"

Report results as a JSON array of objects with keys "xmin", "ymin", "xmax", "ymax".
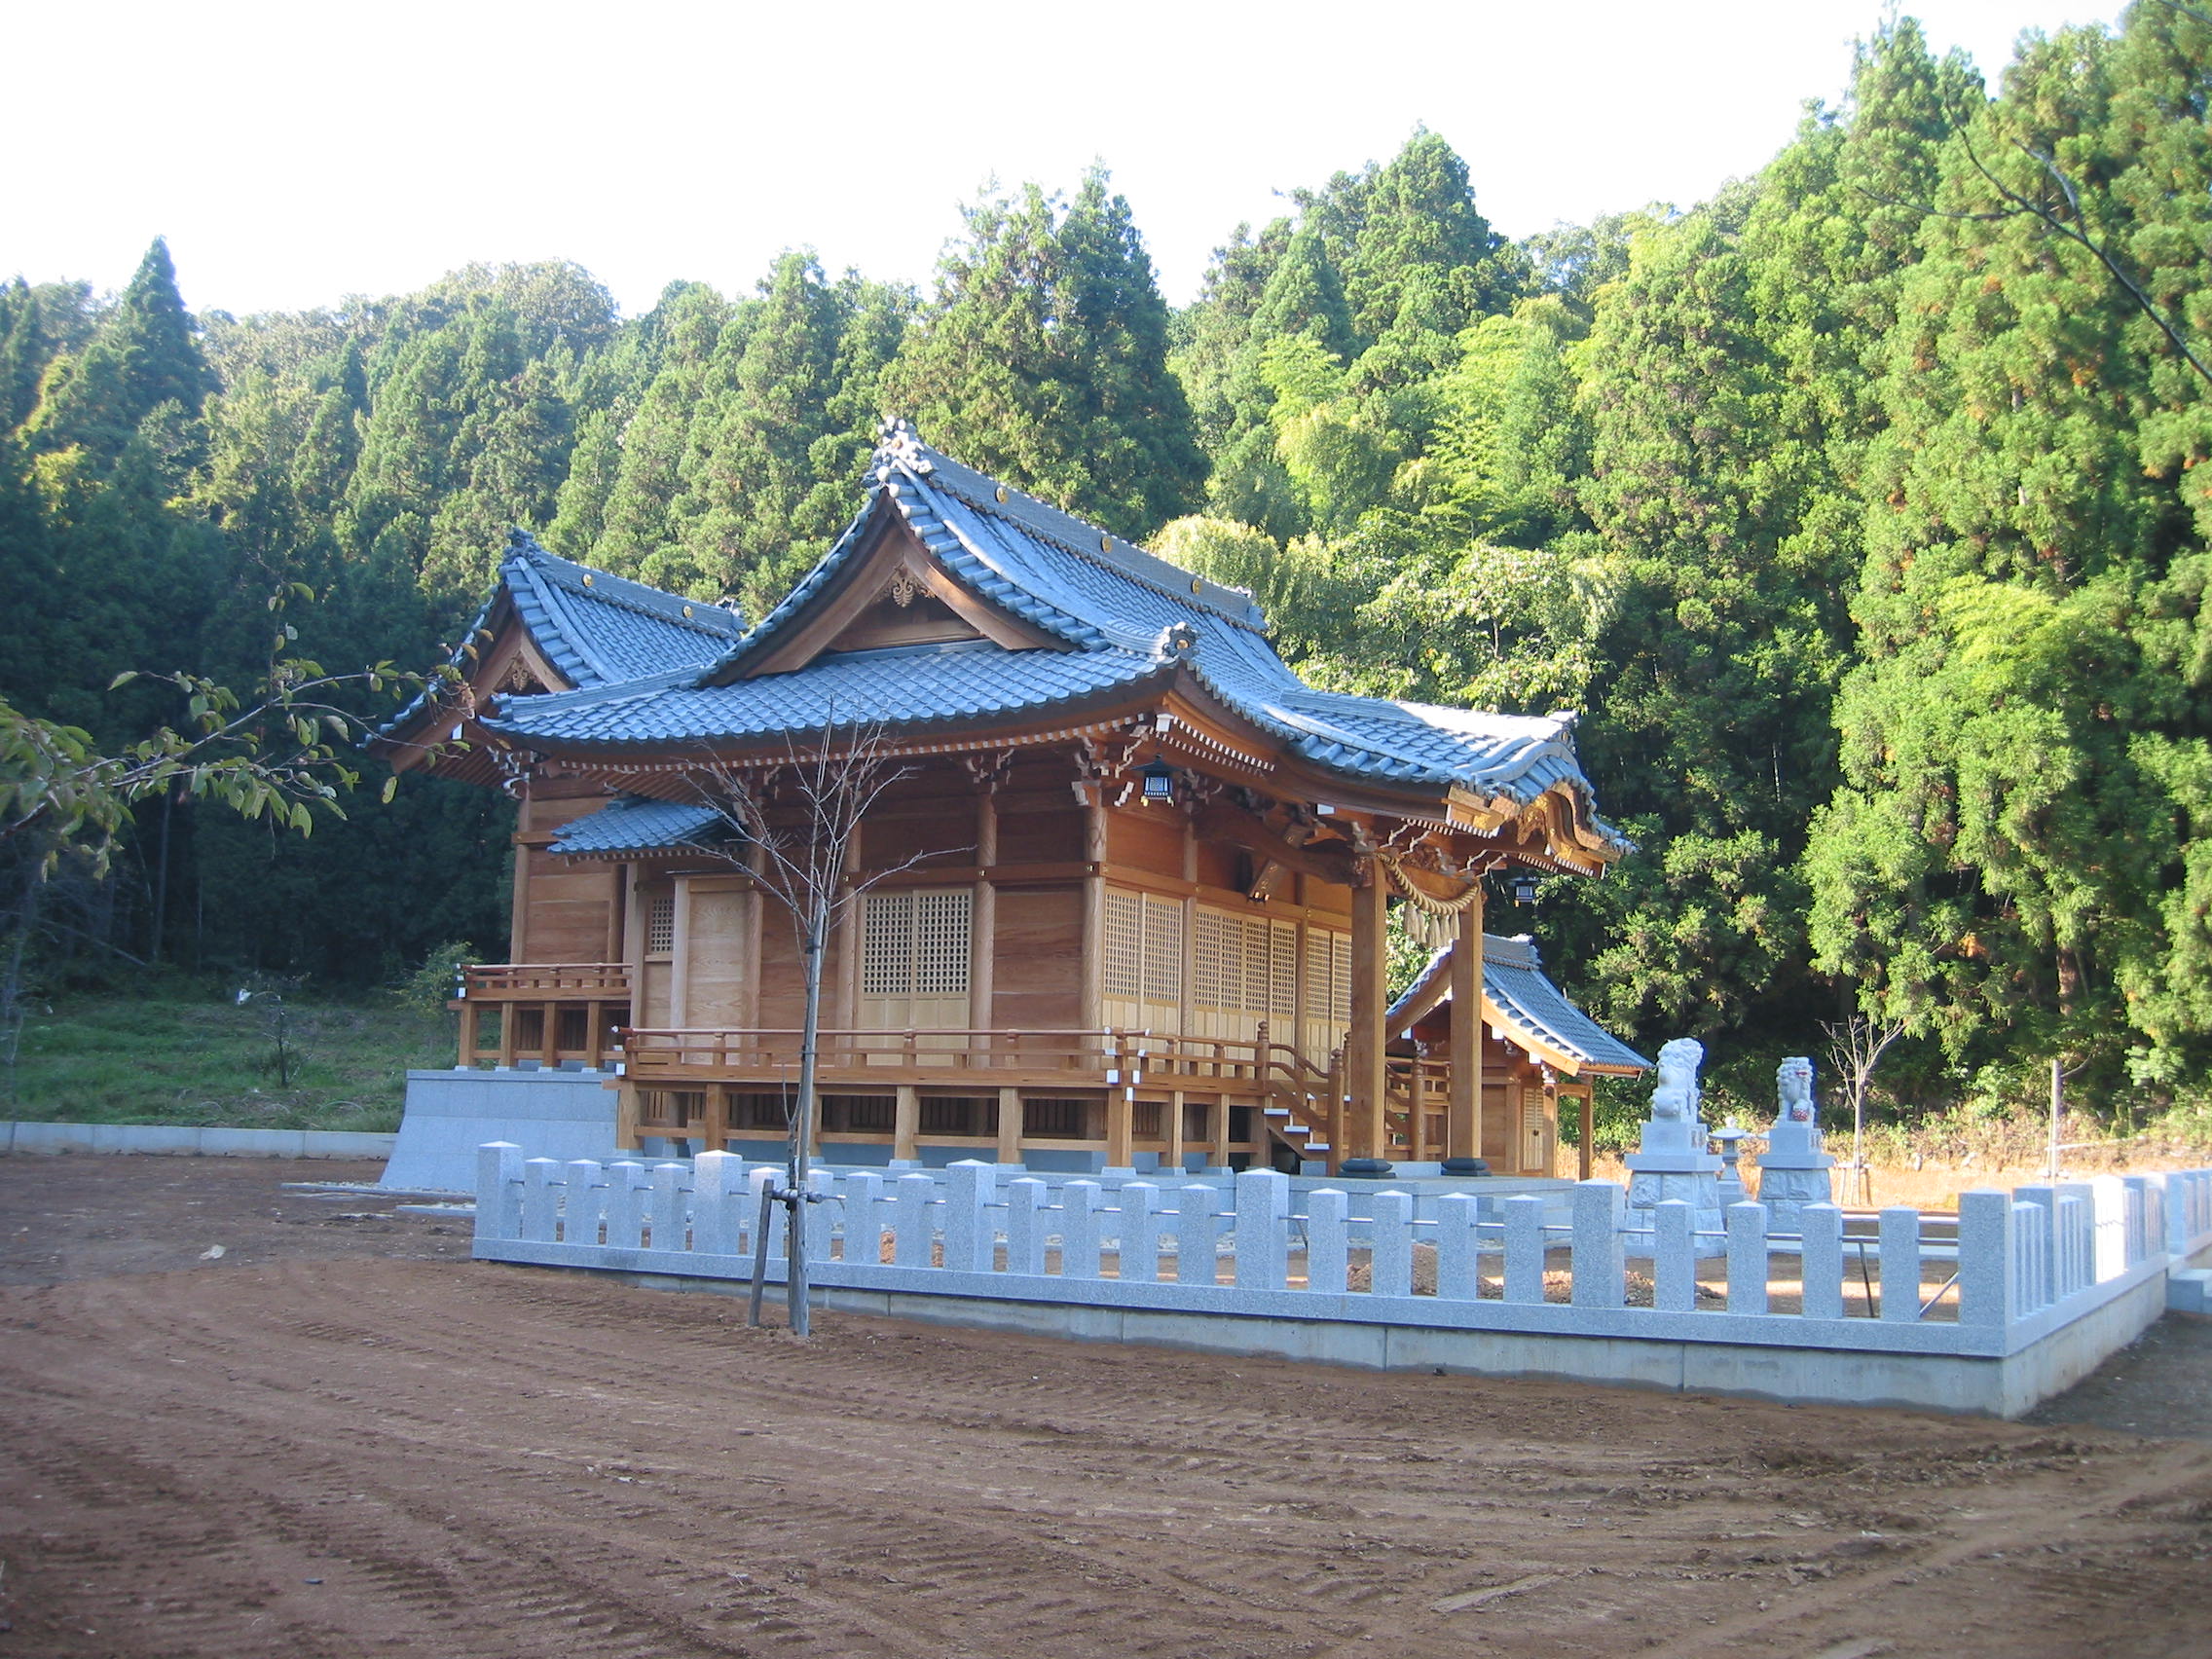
[
  {"xmin": 1624, "ymin": 1115, "xmax": 1726, "ymax": 1259},
  {"xmin": 1754, "ymin": 1055, "xmax": 1833, "ymax": 1241}
]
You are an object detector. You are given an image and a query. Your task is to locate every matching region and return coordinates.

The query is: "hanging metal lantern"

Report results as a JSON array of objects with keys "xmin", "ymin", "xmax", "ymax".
[
  {"xmin": 1511, "ymin": 872, "xmax": 1539, "ymax": 905},
  {"xmin": 1141, "ymin": 753, "xmax": 1175, "ymax": 804}
]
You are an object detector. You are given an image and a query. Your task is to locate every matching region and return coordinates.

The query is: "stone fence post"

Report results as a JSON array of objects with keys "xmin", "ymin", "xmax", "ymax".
[
  {"xmin": 1235, "ymin": 1169, "xmax": 1289, "ymax": 1291},
  {"xmin": 477, "ymin": 1141, "xmax": 523, "ymax": 1239}
]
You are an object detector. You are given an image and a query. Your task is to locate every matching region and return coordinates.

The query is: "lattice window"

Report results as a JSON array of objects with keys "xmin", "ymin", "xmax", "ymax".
[
  {"xmin": 1272, "ymin": 923, "xmax": 1299, "ymax": 1020},
  {"xmin": 1103, "ymin": 890, "xmax": 1142, "ymax": 1000},
  {"xmin": 913, "ymin": 889, "xmax": 973, "ymax": 996},
  {"xmin": 1142, "ymin": 895, "xmax": 1183, "ymax": 1005},
  {"xmin": 862, "ymin": 890, "xmax": 972, "ymax": 998},
  {"xmin": 645, "ymin": 894, "xmax": 676, "ymax": 955},
  {"xmin": 1333, "ymin": 933, "xmax": 1352, "ymax": 1018},
  {"xmin": 1303, "ymin": 930, "xmax": 1332, "ymax": 1021},
  {"xmin": 1193, "ymin": 907, "xmax": 1233, "ymax": 1011},
  {"xmin": 1243, "ymin": 917, "xmax": 1273, "ymax": 1016}
]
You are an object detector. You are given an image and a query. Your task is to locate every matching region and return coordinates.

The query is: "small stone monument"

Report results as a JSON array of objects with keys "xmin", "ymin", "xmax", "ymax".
[
  {"xmin": 1712, "ymin": 1124, "xmax": 1751, "ymax": 1207},
  {"xmin": 1623, "ymin": 1037, "xmax": 1726, "ymax": 1258},
  {"xmin": 1753, "ymin": 1055, "xmax": 1833, "ymax": 1240}
]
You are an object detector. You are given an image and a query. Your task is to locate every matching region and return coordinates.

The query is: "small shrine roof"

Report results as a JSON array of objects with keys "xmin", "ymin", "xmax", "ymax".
[
  {"xmin": 1388, "ymin": 936, "xmax": 1650, "ymax": 1078},
  {"xmin": 498, "ymin": 531, "xmax": 744, "ymax": 686},
  {"xmin": 547, "ymin": 795, "xmax": 732, "ymax": 859}
]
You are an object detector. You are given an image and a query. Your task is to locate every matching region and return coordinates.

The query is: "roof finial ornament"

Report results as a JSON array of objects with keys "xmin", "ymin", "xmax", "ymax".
[
  {"xmin": 874, "ymin": 417, "xmax": 933, "ymax": 481},
  {"xmin": 1153, "ymin": 620, "xmax": 1198, "ymax": 663}
]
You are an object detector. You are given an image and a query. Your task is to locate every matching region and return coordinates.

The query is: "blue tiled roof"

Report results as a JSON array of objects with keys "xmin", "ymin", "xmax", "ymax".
[
  {"xmin": 476, "ymin": 428, "xmax": 1625, "ymax": 849},
  {"xmin": 491, "ymin": 640, "xmax": 1169, "ymax": 747},
  {"xmin": 500, "ymin": 532, "xmax": 744, "ymax": 686},
  {"xmin": 1388, "ymin": 937, "xmax": 1651, "ymax": 1077},
  {"xmin": 549, "ymin": 795, "xmax": 732, "ymax": 858},
  {"xmin": 377, "ymin": 532, "xmax": 745, "ymax": 742}
]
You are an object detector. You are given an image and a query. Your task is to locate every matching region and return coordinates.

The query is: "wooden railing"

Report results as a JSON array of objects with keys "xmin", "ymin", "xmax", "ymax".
[
  {"xmin": 452, "ymin": 962, "xmax": 632, "ymax": 1069},
  {"xmin": 617, "ymin": 1022, "xmax": 1359, "ymax": 1168},
  {"xmin": 460, "ymin": 963, "xmax": 631, "ymax": 999}
]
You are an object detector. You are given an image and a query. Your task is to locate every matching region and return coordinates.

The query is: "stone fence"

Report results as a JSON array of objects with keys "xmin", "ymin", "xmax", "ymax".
[{"xmin": 472, "ymin": 1147, "xmax": 2212, "ymax": 1418}]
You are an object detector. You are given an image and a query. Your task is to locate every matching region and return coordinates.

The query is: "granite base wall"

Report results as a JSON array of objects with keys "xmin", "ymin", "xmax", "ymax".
[{"xmin": 509, "ymin": 1259, "xmax": 2153, "ymax": 1419}]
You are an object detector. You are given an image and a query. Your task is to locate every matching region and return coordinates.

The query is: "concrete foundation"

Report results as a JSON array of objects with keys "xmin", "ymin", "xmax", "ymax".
[
  {"xmin": 381, "ymin": 1069, "xmax": 626, "ymax": 1191},
  {"xmin": 2, "ymin": 1121, "xmax": 397, "ymax": 1160},
  {"xmin": 501, "ymin": 1256, "xmax": 2163, "ymax": 1419}
]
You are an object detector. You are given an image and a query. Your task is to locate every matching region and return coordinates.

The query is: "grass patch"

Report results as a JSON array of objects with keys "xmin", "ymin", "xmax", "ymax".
[{"xmin": 5, "ymin": 983, "xmax": 451, "ymax": 1132}]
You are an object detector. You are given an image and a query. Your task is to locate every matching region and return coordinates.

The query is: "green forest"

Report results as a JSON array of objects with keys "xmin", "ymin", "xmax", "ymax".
[{"xmin": 4, "ymin": 8, "xmax": 2210, "ymax": 1130}]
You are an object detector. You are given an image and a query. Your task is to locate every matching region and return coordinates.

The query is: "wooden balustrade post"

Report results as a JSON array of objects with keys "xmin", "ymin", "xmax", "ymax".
[{"xmin": 1326, "ymin": 1047, "xmax": 1346, "ymax": 1175}]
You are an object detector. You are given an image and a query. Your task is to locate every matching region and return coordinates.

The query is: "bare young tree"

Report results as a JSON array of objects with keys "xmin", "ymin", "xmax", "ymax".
[
  {"xmin": 1820, "ymin": 1013, "xmax": 1909, "ymax": 1207},
  {"xmin": 688, "ymin": 715, "xmax": 951, "ymax": 1335}
]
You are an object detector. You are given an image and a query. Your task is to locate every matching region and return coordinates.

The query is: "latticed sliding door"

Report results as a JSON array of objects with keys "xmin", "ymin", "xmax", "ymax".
[
  {"xmin": 1190, "ymin": 906, "xmax": 1300, "ymax": 1045},
  {"xmin": 1101, "ymin": 888, "xmax": 1184, "ymax": 1036},
  {"xmin": 1301, "ymin": 926, "xmax": 1352, "ymax": 1068},
  {"xmin": 857, "ymin": 889, "xmax": 973, "ymax": 1052}
]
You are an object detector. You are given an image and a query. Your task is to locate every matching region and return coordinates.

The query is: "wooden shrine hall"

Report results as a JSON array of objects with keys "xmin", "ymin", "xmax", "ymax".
[{"xmin": 378, "ymin": 423, "xmax": 1642, "ymax": 1176}]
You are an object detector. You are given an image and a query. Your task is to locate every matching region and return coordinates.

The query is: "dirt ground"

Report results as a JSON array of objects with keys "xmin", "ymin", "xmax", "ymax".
[{"xmin": 4, "ymin": 1158, "xmax": 2211, "ymax": 1659}]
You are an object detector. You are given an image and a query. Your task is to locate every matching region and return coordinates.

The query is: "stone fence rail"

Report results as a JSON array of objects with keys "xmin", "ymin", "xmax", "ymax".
[{"xmin": 473, "ymin": 1149, "xmax": 2212, "ymax": 1376}]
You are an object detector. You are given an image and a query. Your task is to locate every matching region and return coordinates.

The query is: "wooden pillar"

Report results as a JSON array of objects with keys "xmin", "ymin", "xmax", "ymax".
[
  {"xmin": 1167, "ymin": 1088, "xmax": 1187, "ymax": 1175},
  {"xmin": 1211, "ymin": 1094, "xmax": 1232, "ymax": 1169},
  {"xmin": 1106, "ymin": 1088, "xmax": 1134, "ymax": 1171},
  {"xmin": 507, "ymin": 794, "xmax": 533, "ymax": 963},
  {"xmin": 582, "ymin": 1001, "xmax": 603, "ymax": 1069},
  {"xmin": 496, "ymin": 999, "xmax": 518, "ymax": 1068},
  {"xmin": 972, "ymin": 791, "xmax": 997, "ymax": 1035},
  {"xmin": 706, "ymin": 1084, "xmax": 731, "ymax": 1155},
  {"xmin": 1409, "ymin": 1058, "xmax": 1429, "ymax": 1163},
  {"xmin": 997, "ymin": 1087, "xmax": 1022, "ymax": 1165},
  {"xmin": 615, "ymin": 1083, "xmax": 641, "ymax": 1151},
  {"xmin": 604, "ymin": 867, "xmax": 625, "ymax": 962},
  {"xmin": 668, "ymin": 875, "xmax": 692, "ymax": 1026},
  {"xmin": 894, "ymin": 1084, "xmax": 920, "ymax": 1163},
  {"xmin": 1541, "ymin": 1071, "xmax": 1560, "ymax": 1178},
  {"xmin": 1346, "ymin": 867, "xmax": 1387, "ymax": 1161},
  {"xmin": 456, "ymin": 1001, "xmax": 479, "ymax": 1069},
  {"xmin": 741, "ymin": 883, "xmax": 764, "ymax": 1029},
  {"xmin": 1447, "ymin": 896, "xmax": 1484, "ymax": 1161},
  {"xmin": 1578, "ymin": 1087, "xmax": 1595, "ymax": 1183},
  {"xmin": 1080, "ymin": 788, "xmax": 1106, "ymax": 1030}
]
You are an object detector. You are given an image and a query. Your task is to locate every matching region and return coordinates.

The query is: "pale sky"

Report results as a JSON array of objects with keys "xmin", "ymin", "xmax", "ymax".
[{"xmin": 10, "ymin": 0, "xmax": 2130, "ymax": 318}]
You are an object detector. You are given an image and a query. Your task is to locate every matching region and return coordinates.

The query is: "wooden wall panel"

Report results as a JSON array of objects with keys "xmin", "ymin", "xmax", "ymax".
[
  {"xmin": 682, "ymin": 887, "xmax": 752, "ymax": 1026},
  {"xmin": 989, "ymin": 885, "xmax": 1083, "ymax": 1030},
  {"xmin": 1106, "ymin": 807, "xmax": 1185, "ymax": 878},
  {"xmin": 995, "ymin": 792, "xmax": 1083, "ymax": 864},
  {"xmin": 756, "ymin": 912, "xmax": 803, "ymax": 1028},
  {"xmin": 638, "ymin": 962, "xmax": 673, "ymax": 1027},
  {"xmin": 1193, "ymin": 837, "xmax": 1242, "ymax": 892}
]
